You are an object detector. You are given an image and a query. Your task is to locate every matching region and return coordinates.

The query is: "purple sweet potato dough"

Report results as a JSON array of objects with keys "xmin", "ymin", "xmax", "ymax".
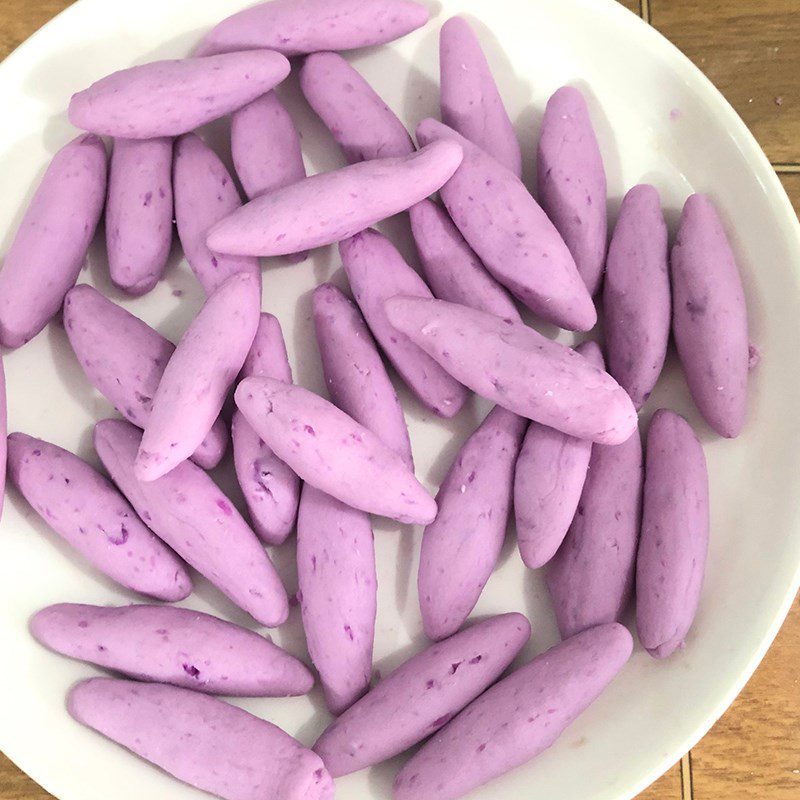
[
  {"xmin": 106, "ymin": 137, "xmax": 173, "ymax": 296},
  {"xmin": 537, "ymin": 86, "xmax": 608, "ymax": 296},
  {"xmin": 206, "ymin": 140, "xmax": 464, "ymax": 257},
  {"xmin": 135, "ymin": 272, "xmax": 260, "ymax": 481},
  {"xmin": 384, "ymin": 297, "xmax": 637, "ymax": 444},
  {"xmin": 393, "ymin": 623, "xmax": 633, "ymax": 800},
  {"xmin": 408, "ymin": 199, "xmax": 520, "ymax": 321},
  {"xmin": 546, "ymin": 429, "xmax": 643, "ymax": 639},
  {"xmin": 173, "ymin": 133, "xmax": 261, "ymax": 296},
  {"xmin": 0, "ymin": 134, "xmax": 107, "ymax": 349},
  {"xmin": 235, "ymin": 377, "xmax": 436, "ymax": 524},
  {"xmin": 6, "ymin": 433, "xmax": 190, "ymax": 601},
  {"xmin": 0, "ymin": 360, "xmax": 5, "ymax": 519},
  {"xmin": 297, "ymin": 484, "xmax": 376, "ymax": 714},
  {"xmin": 300, "ymin": 51, "xmax": 414, "ymax": 163},
  {"xmin": 31, "ymin": 603, "xmax": 312, "ymax": 696},
  {"xmin": 313, "ymin": 612, "xmax": 531, "ymax": 776},
  {"xmin": 439, "ymin": 16, "xmax": 521, "ymax": 177},
  {"xmin": 419, "ymin": 406, "xmax": 527, "ymax": 641},
  {"xmin": 341, "ymin": 229, "xmax": 469, "ymax": 418},
  {"xmin": 63, "ymin": 285, "xmax": 227, "ymax": 470},
  {"xmin": 313, "ymin": 283, "xmax": 413, "ymax": 467},
  {"xmin": 196, "ymin": 0, "xmax": 429, "ymax": 57},
  {"xmin": 416, "ymin": 118, "xmax": 595, "ymax": 331},
  {"xmin": 94, "ymin": 419, "xmax": 289, "ymax": 627},
  {"xmin": 232, "ymin": 314, "xmax": 301, "ymax": 545},
  {"xmin": 603, "ymin": 184, "xmax": 670, "ymax": 409},
  {"xmin": 671, "ymin": 194, "xmax": 749, "ymax": 438},
  {"xmin": 68, "ymin": 51, "xmax": 291, "ymax": 139},
  {"xmin": 514, "ymin": 341, "xmax": 604, "ymax": 570},
  {"xmin": 68, "ymin": 679, "xmax": 334, "ymax": 800},
  {"xmin": 637, "ymin": 409, "xmax": 709, "ymax": 658}
]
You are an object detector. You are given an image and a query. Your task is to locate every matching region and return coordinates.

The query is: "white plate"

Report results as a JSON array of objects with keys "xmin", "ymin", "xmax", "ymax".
[{"xmin": 1, "ymin": 1, "xmax": 799, "ymax": 799}]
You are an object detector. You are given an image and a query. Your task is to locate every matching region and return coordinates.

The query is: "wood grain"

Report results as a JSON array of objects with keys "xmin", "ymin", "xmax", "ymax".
[
  {"xmin": 0, "ymin": 2, "xmax": 798, "ymax": 800},
  {"xmin": 650, "ymin": 0, "xmax": 800, "ymax": 164}
]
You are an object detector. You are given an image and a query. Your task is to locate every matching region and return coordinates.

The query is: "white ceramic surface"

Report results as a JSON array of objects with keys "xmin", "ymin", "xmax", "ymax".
[{"xmin": 1, "ymin": 1, "xmax": 799, "ymax": 799}]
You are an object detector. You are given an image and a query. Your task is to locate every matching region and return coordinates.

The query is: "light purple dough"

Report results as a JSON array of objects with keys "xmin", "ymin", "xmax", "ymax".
[
  {"xmin": 297, "ymin": 484, "xmax": 376, "ymax": 714},
  {"xmin": 173, "ymin": 133, "xmax": 261, "ymax": 296},
  {"xmin": 416, "ymin": 118, "xmax": 595, "ymax": 331},
  {"xmin": 68, "ymin": 679, "xmax": 334, "ymax": 800},
  {"xmin": 31, "ymin": 603, "xmax": 313, "ymax": 696},
  {"xmin": 393, "ymin": 623, "xmax": 633, "ymax": 800},
  {"xmin": 419, "ymin": 406, "xmax": 527, "ymax": 641},
  {"xmin": 196, "ymin": 0, "xmax": 429, "ymax": 57},
  {"xmin": 135, "ymin": 272, "xmax": 261, "ymax": 481},
  {"xmin": 603, "ymin": 184, "xmax": 670, "ymax": 409},
  {"xmin": 341, "ymin": 229, "xmax": 469, "ymax": 418},
  {"xmin": 0, "ymin": 359, "xmax": 5, "ymax": 519},
  {"xmin": 300, "ymin": 51, "xmax": 414, "ymax": 163},
  {"xmin": 671, "ymin": 194, "xmax": 749, "ymax": 438},
  {"xmin": 408, "ymin": 199, "xmax": 520, "ymax": 321},
  {"xmin": 546, "ymin": 429, "xmax": 643, "ymax": 639},
  {"xmin": 63, "ymin": 285, "xmax": 227, "ymax": 470},
  {"xmin": 636, "ymin": 409, "xmax": 709, "ymax": 658},
  {"xmin": 313, "ymin": 283, "xmax": 413, "ymax": 467},
  {"xmin": 6, "ymin": 433, "xmax": 190, "ymax": 601},
  {"xmin": 513, "ymin": 341, "xmax": 605, "ymax": 570},
  {"xmin": 235, "ymin": 377, "xmax": 436, "ymax": 525},
  {"xmin": 537, "ymin": 86, "xmax": 608, "ymax": 296},
  {"xmin": 313, "ymin": 612, "xmax": 531, "ymax": 776},
  {"xmin": 206, "ymin": 140, "xmax": 464, "ymax": 257},
  {"xmin": 384, "ymin": 297, "xmax": 638, "ymax": 444},
  {"xmin": 439, "ymin": 17, "xmax": 521, "ymax": 177},
  {"xmin": 69, "ymin": 51, "xmax": 290, "ymax": 139},
  {"xmin": 0, "ymin": 134, "xmax": 107, "ymax": 349},
  {"xmin": 232, "ymin": 314, "xmax": 301, "ymax": 545},
  {"xmin": 106, "ymin": 137, "xmax": 173, "ymax": 296},
  {"xmin": 94, "ymin": 419, "xmax": 289, "ymax": 627}
]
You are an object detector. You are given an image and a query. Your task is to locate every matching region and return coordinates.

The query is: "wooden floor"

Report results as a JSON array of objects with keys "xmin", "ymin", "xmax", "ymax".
[{"xmin": 0, "ymin": 1, "xmax": 798, "ymax": 799}]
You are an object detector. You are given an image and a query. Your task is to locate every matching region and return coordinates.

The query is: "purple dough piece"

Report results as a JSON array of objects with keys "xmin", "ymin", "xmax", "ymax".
[
  {"xmin": 514, "ymin": 341, "xmax": 605, "ymax": 569},
  {"xmin": 416, "ymin": 118, "xmax": 595, "ymax": 331},
  {"xmin": 313, "ymin": 283, "xmax": 413, "ymax": 467},
  {"xmin": 439, "ymin": 17, "xmax": 521, "ymax": 176},
  {"xmin": 393, "ymin": 623, "xmax": 632, "ymax": 800},
  {"xmin": 408, "ymin": 199, "xmax": 520, "ymax": 321},
  {"xmin": 341, "ymin": 229, "xmax": 469, "ymax": 419},
  {"xmin": 300, "ymin": 51, "xmax": 414, "ymax": 163},
  {"xmin": 206, "ymin": 140, "xmax": 464, "ymax": 257},
  {"xmin": 69, "ymin": 51, "xmax": 290, "ymax": 139},
  {"xmin": 419, "ymin": 406, "xmax": 527, "ymax": 640},
  {"xmin": 135, "ymin": 272, "xmax": 260, "ymax": 481},
  {"xmin": 106, "ymin": 137, "xmax": 174, "ymax": 296},
  {"xmin": 636, "ymin": 409, "xmax": 709, "ymax": 658},
  {"xmin": 6, "ymin": 433, "xmax": 190, "ymax": 601},
  {"xmin": 232, "ymin": 314, "xmax": 301, "ymax": 545},
  {"xmin": 603, "ymin": 184, "xmax": 670, "ymax": 410},
  {"xmin": 0, "ymin": 134, "xmax": 107, "ymax": 349},
  {"xmin": 297, "ymin": 484, "xmax": 376, "ymax": 714},
  {"xmin": 235, "ymin": 377, "xmax": 436, "ymax": 525},
  {"xmin": 546, "ymin": 429, "xmax": 643, "ymax": 639},
  {"xmin": 196, "ymin": 0, "xmax": 429, "ymax": 57},
  {"xmin": 94, "ymin": 419, "xmax": 288, "ymax": 627},
  {"xmin": 384, "ymin": 296, "xmax": 637, "ymax": 444},
  {"xmin": 63, "ymin": 285, "xmax": 227, "ymax": 470},
  {"xmin": 313, "ymin": 612, "xmax": 531, "ymax": 776},
  {"xmin": 671, "ymin": 194, "xmax": 749, "ymax": 438},
  {"xmin": 68, "ymin": 679, "xmax": 334, "ymax": 800},
  {"xmin": 173, "ymin": 133, "xmax": 261, "ymax": 296},
  {"xmin": 0, "ymin": 359, "xmax": 5, "ymax": 519},
  {"xmin": 31, "ymin": 603, "xmax": 313, "ymax": 696},
  {"xmin": 537, "ymin": 86, "xmax": 608, "ymax": 296}
]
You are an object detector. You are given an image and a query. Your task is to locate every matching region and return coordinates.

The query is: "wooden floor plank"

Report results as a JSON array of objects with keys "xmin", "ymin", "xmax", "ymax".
[
  {"xmin": 0, "ymin": 755, "xmax": 50, "ymax": 800},
  {"xmin": 650, "ymin": 0, "xmax": 800, "ymax": 164},
  {"xmin": 0, "ymin": 1, "xmax": 75, "ymax": 60}
]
